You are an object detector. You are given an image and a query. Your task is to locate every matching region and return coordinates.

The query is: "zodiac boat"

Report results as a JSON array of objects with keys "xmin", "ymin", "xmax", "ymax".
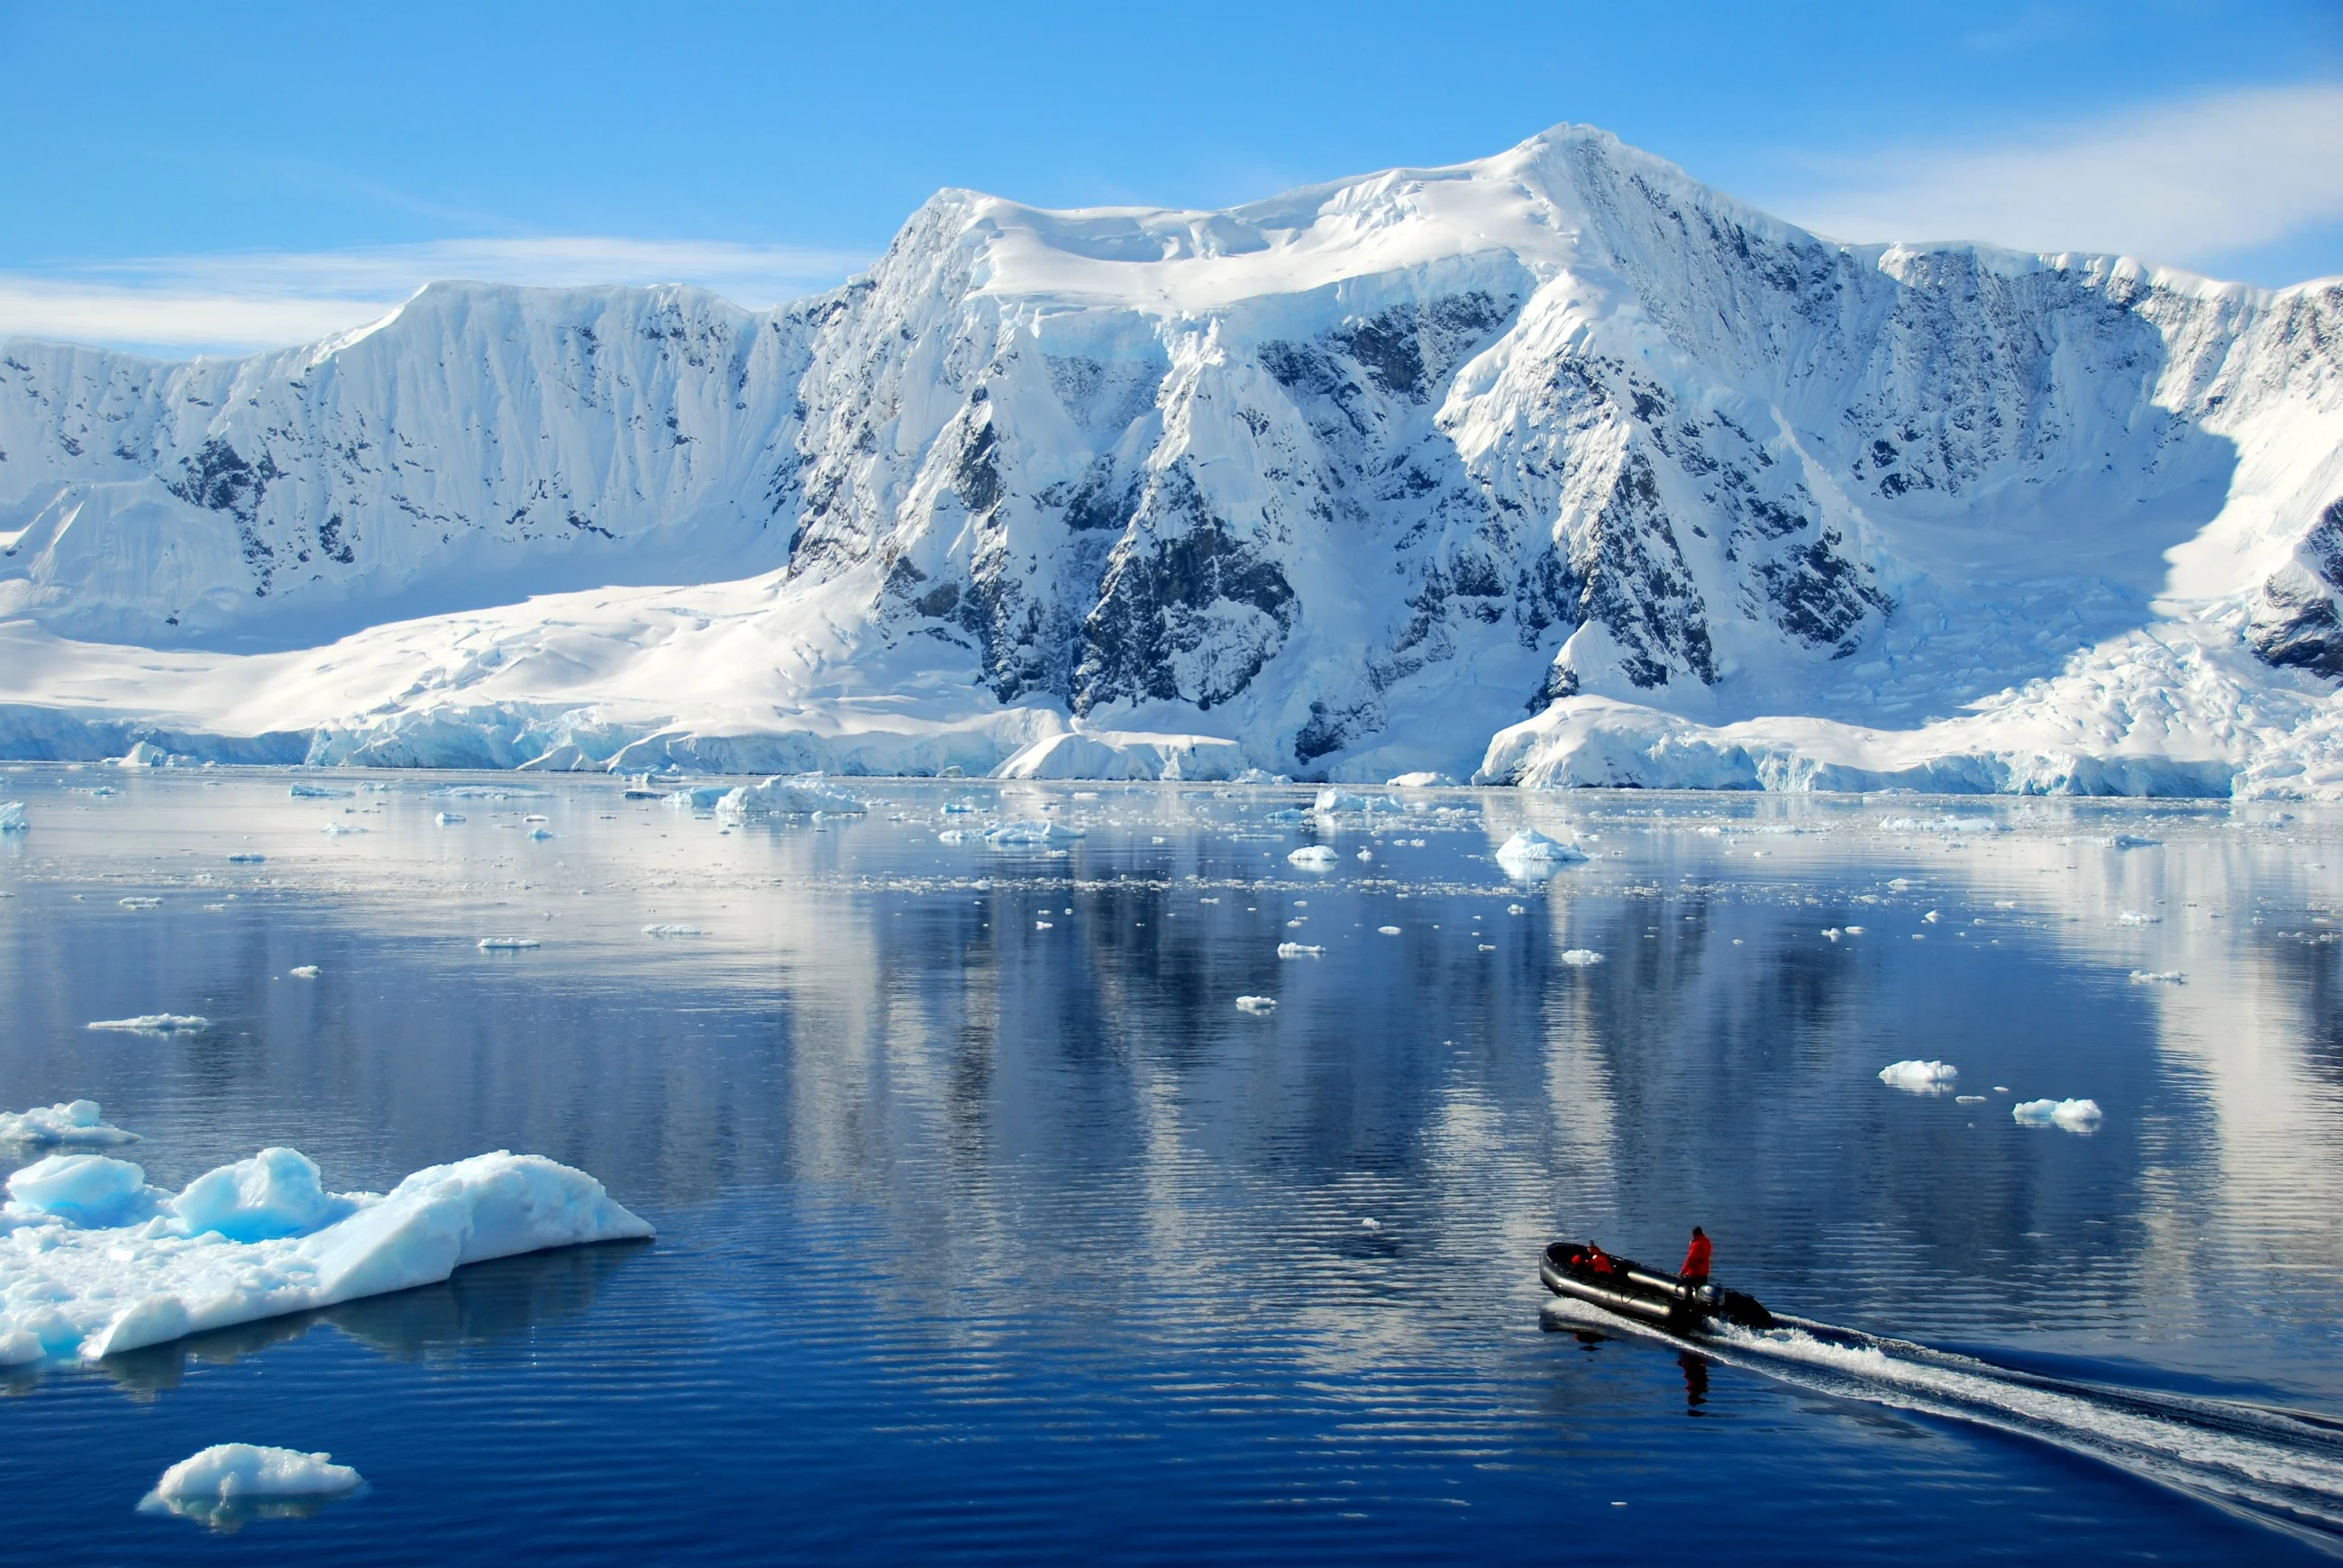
[{"xmin": 1540, "ymin": 1241, "xmax": 1775, "ymax": 1335}]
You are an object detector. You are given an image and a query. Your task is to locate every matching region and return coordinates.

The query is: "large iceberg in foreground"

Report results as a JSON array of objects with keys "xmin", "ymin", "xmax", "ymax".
[{"xmin": 0, "ymin": 1144, "xmax": 652, "ymax": 1366}]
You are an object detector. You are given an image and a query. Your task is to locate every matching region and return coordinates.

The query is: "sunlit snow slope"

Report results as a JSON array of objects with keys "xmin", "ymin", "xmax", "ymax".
[{"xmin": 5, "ymin": 124, "xmax": 2342, "ymax": 792}]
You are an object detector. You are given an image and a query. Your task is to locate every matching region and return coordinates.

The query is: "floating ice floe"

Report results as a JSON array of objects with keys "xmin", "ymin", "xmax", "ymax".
[
  {"xmin": 226, "ymin": 852, "xmax": 264, "ymax": 863},
  {"xmin": 1262, "ymin": 807, "xmax": 1308, "ymax": 825},
  {"xmin": 435, "ymin": 811, "xmax": 465, "ymax": 825},
  {"xmin": 1386, "ymin": 771, "xmax": 1454, "ymax": 788},
  {"xmin": 1287, "ymin": 844, "xmax": 1341, "ymax": 870},
  {"xmin": 1878, "ymin": 1060, "xmax": 1959, "ymax": 1093},
  {"xmin": 936, "ymin": 828, "xmax": 973, "ymax": 843},
  {"xmin": 666, "ymin": 785, "xmax": 731, "ymax": 812},
  {"xmin": 716, "ymin": 775, "xmax": 869, "ymax": 820},
  {"xmin": 1356, "ymin": 848, "xmax": 1373, "ymax": 861},
  {"xmin": 0, "ymin": 1100, "xmax": 138, "ymax": 1146},
  {"xmin": 2013, "ymin": 1098, "xmax": 2104, "ymax": 1132},
  {"xmin": 0, "ymin": 1142, "xmax": 651, "ymax": 1365},
  {"xmin": 985, "ymin": 819, "xmax": 1084, "ymax": 846},
  {"xmin": 1558, "ymin": 949, "xmax": 1605, "ymax": 966},
  {"xmin": 1312, "ymin": 788, "xmax": 1403, "ymax": 816},
  {"xmin": 2129, "ymin": 970, "xmax": 2187, "ymax": 984},
  {"xmin": 1508, "ymin": 904, "xmax": 1527, "ymax": 916},
  {"xmin": 1494, "ymin": 829, "xmax": 1589, "ymax": 872},
  {"xmin": 0, "ymin": 802, "xmax": 25, "ymax": 834},
  {"xmin": 141, "ymin": 1444, "xmax": 364, "ymax": 1523},
  {"xmin": 1276, "ymin": 942, "xmax": 1324, "ymax": 958},
  {"xmin": 477, "ymin": 937, "xmax": 540, "ymax": 952},
  {"xmin": 2117, "ymin": 910, "xmax": 2161, "ymax": 926},
  {"xmin": 288, "ymin": 965, "xmax": 320, "ymax": 980},
  {"xmin": 1378, "ymin": 925, "xmax": 1403, "ymax": 935},
  {"xmin": 2111, "ymin": 834, "xmax": 2162, "ymax": 850},
  {"xmin": 321, "ymin": 822, "xmax": 365, "ymax": 836},
  {"xmin": 287, "ymin": 784, "xmax": 347, "ymax": 799},
  {"xmin": 87, "ymin": 1014, "xmax": 208, "ymax": 1035},
  {"xmin": 526, "ymin": 826, "xmax": 555, "ymax": 840},
  {"xmin": 642, "ymin": 924, "xmax": 705, "ymax": 937},
  {"xmin": 1235, "ymin": 996, "xmax": 1277, "ymax": 1014},
  {"xmin": 119, "ymin": 896, "xmax": 161, "ymax": 909}
]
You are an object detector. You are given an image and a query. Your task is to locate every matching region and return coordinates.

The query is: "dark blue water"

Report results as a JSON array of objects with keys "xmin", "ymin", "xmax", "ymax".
[{"xmin": 4, "ymin": 770, "xmax": 2341, "ymax": 1562}]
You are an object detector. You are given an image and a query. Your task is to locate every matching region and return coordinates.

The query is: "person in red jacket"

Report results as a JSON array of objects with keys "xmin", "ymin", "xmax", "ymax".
[{"xmin": 1680, "ymin": 1226, "xmax": 1712, "ymax": 1288}]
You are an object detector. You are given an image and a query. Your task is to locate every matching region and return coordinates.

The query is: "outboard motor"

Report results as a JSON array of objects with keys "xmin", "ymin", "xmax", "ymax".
[{"xmin": 1715, "ymin": 1290, "xmax": 1774, "ymax": 1331}]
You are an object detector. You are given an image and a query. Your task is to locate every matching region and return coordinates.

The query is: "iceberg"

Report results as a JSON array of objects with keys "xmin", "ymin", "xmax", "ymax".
[
  {"xmin": 985, "ymin": 819, "xmax": 1084, "ymax": 846},
  {"xmin": 667, "ymin": 785, "xmax": 731, "ymax": 812},
  {"xmin": 1287, "ymin": 844, "xmax": 1341, "ymax": 869},
  {"xmin": 0, "ymin": 1100, "xmax": 139, "ymax": 1147},
  {"xmin": 87, "ymin": 1014, "xmax": 208, "ymax": 1034},
  {"xmin": 1558, "ymin": 949, "xmax": 1605, "ymax": 966},
  {"xmin": 1235, "ymin": 996, "xmax": 1277, "ymax": 1014},
  {"xmin": 287, "ymin": 783, "xmax": 347, "ymax": 799},
  {"xmin": 435, "ymin": 810, "xmax": 465, "ymax": 825},
  {"xmin": 0, "ymin": 801, "xmax": 25, "ymax": 833},
  {"xmin": 141, "ymin": 1444, "xmax": 363, "ymax": 1520},
  {"xmin": 716, "ymin": 775, "xmax": 869, "ymax": 819},
  {"xmin": 1495, "ymin": 828, "xmax": 1589, "ymax": 869},
  {"xmin": 289, "ymin": 964, "xmax": 319, "ymax": 979},
  {"xmin": 1879, "ymin": 1060, "xmax": 1959, "ymax": 1093},
  {"xmin": 0, "ymin": 1143, "xmax": 651, "ymax": 1365},
  {"xmin": 1312, "ymin": 789, "xmax": 1403, "ymax": 816},
  {"xmin": 1275, "ymin": 942, "xmax": 1324, "ymax": 958},
  {"xmin": 2014, "ymin": 1098, "xmax": 2104, "ymax": 1131}
]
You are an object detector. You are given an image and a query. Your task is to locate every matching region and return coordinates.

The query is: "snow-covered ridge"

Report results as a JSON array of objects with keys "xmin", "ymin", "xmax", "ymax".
[{"xmin": 5, "ymin": 123, "xmax": 2343, "ymax": 793}]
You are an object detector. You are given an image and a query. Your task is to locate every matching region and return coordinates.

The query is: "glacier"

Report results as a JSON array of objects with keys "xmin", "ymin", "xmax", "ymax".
[{"xmin": 5, "ymin": 124, "xmax": 2343, "ymax": 795}]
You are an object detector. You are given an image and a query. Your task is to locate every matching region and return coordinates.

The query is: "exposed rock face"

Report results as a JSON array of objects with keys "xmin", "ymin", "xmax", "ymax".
[{"xmin": 4, "ymin": 124, "xmax": 2342, "ymax": 782}]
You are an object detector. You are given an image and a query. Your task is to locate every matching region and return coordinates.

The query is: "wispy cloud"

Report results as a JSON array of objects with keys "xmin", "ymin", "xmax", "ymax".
[
  {"xmin": 1765, "ymin": 83, "xmax": 2343, "ymax": 281},
  {"xmin": 0, "ymin": 237, "xmax": 871, "ymax": 356}
]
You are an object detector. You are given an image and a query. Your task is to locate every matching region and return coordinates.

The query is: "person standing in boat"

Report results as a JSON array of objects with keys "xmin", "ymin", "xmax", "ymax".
[{"xmin": 1680, "ymin": 1226, "xmax": 1712, "ymax": 1288}]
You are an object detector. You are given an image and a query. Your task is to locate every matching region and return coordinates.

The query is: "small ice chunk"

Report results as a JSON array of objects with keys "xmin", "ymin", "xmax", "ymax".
[
  {"xmin": 2117, "ymin": 910, "xmax": 2161, "ymax": 926},
  {"xmin": 288, "ymin": 965, "xmax": 320, "ymax": 979},
  {"xmin": 2129, "ymin": 970, "xmax": 2186, "ymax": 984},
  {"xmin": 1956, "ymin": 1095, "xmax": 1987, "ymax": 1104},
  {"xmin": 0, "ymin": 802, "xmax": 26, "ymax": 834},
  {"xmin": 1844, "ymin": 925, "xmax": 1866, "ymax": 935},
  {"xmin": 321, "ymin": 822, "xmax": 364, "ymax": 836},
  {"xmin": 1378, "ymin": 925, "xmax": 1403, "ymax": 935},
  {"xmin": 1558, "ymin": 949, "xmax": 1605, "ymax": 966},
  {"xmin": 1313, "ymin": 789, "xmax": 1402, "ymax": 816},
  {"xmin": 1359, "ymin": 1217, "xmax": 1381, "ymax": 1232},
  {"xmin": 1823, "ymin": 927, "xmax": 1842, "ymax": 942},
  {"xmin": 2111, "ymin": 834, "xmax": 2162, "ymax": 850},
  {"xmin": 1235, "ymin": 996, "xmax": 1277, "ymax": 1014},
  {"xmin": 937, "ymin": 828, "xmax": 973, "ymax": 843},
  {"xmin": 0, "ymin": 1100, "xmax": 139, "ymax": 1147},
  {"xmin": 477, "ymin": 937, "xmax": 541, "ymax": 951},
  {"xmin": 527, "ymin": 827, "xmax": 554, "ymax": 840},
  {"xmin": 1356, "ymin": 849, "xmax": 1373, "ymax": 861},
  {"xmin": 2014, "ymin": 1098, "xmax": 2104, "ymax": 1131},
  {"xmin": 666, "ymin": 785, "xmax": 731, "ymax": 812},
  {"xmin": 1287, "ymin": 844, "xmax": 1340, "ymax": 869},
  {"xmin": 1035, "ymin": 920, "xmax": 1054, "ymax": 930},
  {"xmin": 1922, "ymin": 910, "xmax": 1939, "ymax": 924},
  {"xmin": 87, "ymin": 1014, "xmax": 208, "ymax": 1034},
  {"xmin": 1276, "ymin": 942, "xmax": 1324, "ymax": 958},
  {"xmin": 1387, "ymin": 772, "xmax": 1454, "ymax": 789},
  {"xmin": 143, "ymin": 1445, "xmax": 363, "ymax": 1517},
  {"xmin": 226, "ymin": 852, "xmax": 265, "ymax": 863},
  {"xmin": 119, "ymin": 896, "xmax": 162, "ymax": 909},
  {"xmin": 287, "ymin": 783, "xmax": 346, "ymax": 799},
  {"xmin": 642, "ymin": 925, "xmax": 705, "ymax": 938},
  {"xmin": 435, "ymin": 811, "xmax": 466, "ymax": 825},
  {"xmin": 1508, "ymin": 904, "xmax": 1527, "ymax": 916},
  {"xmin": 1879, "ymin": 1060, "xmax": 1958, "ymax": 1093}
]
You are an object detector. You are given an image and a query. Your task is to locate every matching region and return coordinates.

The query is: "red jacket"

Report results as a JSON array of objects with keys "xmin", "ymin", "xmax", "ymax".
[{"xmin": 1680, "ymin": 1234, "xmax": 1712, "ymax": 1280}]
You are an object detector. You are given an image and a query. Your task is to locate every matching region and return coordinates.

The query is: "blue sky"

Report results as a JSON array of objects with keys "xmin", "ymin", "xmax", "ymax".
[{"xmin": 3, "ymin": 0, "xmax": 2338, "ymax": 351}]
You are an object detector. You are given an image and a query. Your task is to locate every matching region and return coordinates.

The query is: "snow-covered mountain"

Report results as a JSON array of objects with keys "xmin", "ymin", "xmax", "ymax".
[{"xmin": 5, "ymin": 123, "xmax": 2342, "ymax": 792}]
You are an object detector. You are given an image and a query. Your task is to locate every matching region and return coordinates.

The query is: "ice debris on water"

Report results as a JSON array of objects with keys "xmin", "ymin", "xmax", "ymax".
[
  {"xmin": 0, "ymin": 1137, "xmax": 651, "ymax": 1366},
  {"xmin": 1379, "ymin": 925, "xmax": 1403, "ymax": 935},
  {"xmin": 287, "ymin": 784, "xmax": 346, "ymax": 799},
  {"xmin": 119, "ymin": 896, "xmax": 161, "ymax": 909},
  {"xmin": 642, "ymin": 925, "xmax": 705, "ymax": 938},
  {"xmin": 1313, "ymin": 789, "xmax": 1403, "ymax": 816},
  {"xmin": 1287, "ymin": 844, "xmax": 1340, "ymax": 869},
  {"xmin": 0, "ymin": 802, "xmax": 25, "ymax": 834},
  {"xmin": 1558, "ymin": 949, "xmax": 1605, "ymax": 966},
  {"xmin": 227, "ymin": 852, "xmax": 264, "ymax": 863},
  {"xmin": 0, "ymin": 1100, "xmax": 139, "ymax": 1147},
  {"xmin": 1235, "ymin": 996, "xmax": 1277, "ymax": 1014},
  {"xmin": 2117, "ymin": 910, "xmax": 2161, "ymax": 925},
  {"xmin": 288, "ymin": 965, "xmax": 319, "ymax": 979},
  {"xmin": 321, "ymin": 822, "xmax": 364, "ymax": 836},
  {"xmin": 1276, "ymin": 942, "xmax": 1324, "ymax": 958},
  {"xmin": 2129, "ymin": 970, "xmax": 2186, "ymax": 984},
  {"xmin": 936, "ymin": 828, "xmax": 972, "ymax": 843},
  {"xmin": 141, "ymin": 1445, "xmax": 364, "ymax": 1522},
  {"xmin": 667, "ymin": 785, "xmax": 731, "ymax": 812},
  {"xmin": 87, "ymin": 1014, "xmax": 207, "ymax": 1034},
  {"xmin": 1879, "ymin": 1060, "xmax": 1959, "ymax": 1093},
  {"xmin": 2013, "ymin": 1098, "xmax": 2104, "ymax": 1131},
  {"xmin": 477, "ymin": 937, "xmax": 540, "ymax": 951},
  {"xmin": 1508, "ymin": 904, "xmax": 1527, "ymax": 916},
  {"xmin": 527, "ymin": 826, "xmax": 555, "ymax": 840},
  {"xmin": 435, "ymin": 811, "xmax": 465, "ymax": 825},
  {"xmin": 2111, "ymin": 834, "xmax": 2162, "ymax": 850}
]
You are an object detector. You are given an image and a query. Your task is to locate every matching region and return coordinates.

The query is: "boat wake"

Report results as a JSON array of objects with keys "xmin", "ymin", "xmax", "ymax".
[{"xmin": 1543, "ymin": 1299, "xmax": 2343, "ymax": 1549}]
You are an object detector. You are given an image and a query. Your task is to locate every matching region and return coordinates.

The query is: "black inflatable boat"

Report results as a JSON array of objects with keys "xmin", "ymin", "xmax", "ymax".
[{"xmin": 1540, "ymin": 1241, "xmax": 1775, "ymax": 1335}]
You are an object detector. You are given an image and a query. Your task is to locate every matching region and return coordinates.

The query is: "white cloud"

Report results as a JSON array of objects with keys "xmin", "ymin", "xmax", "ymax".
[
  {"xmin": 1767, "ymin": 83, "xmax": 2343, "ymax": 278},
  {"xmin": 0, "ymin": 237, "xmax": 870, "ymax": 355}
]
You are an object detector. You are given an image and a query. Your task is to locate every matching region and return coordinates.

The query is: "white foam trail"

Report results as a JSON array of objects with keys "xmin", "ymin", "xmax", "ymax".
[{"xmin": 1544, "ymin": 1299, "xmax": 2343, "ymax": 1545}]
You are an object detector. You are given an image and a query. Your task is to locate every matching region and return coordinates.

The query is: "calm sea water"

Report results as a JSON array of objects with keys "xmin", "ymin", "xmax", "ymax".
[{"xmin": 4, "ymin": 769, "xmax": 2342, "ymax": 1563}]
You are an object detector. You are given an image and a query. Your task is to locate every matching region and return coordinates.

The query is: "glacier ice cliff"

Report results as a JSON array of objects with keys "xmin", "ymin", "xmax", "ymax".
[{"xmin": 5, "ymin": 124, "xmax": 2343, "ymax": 794}]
